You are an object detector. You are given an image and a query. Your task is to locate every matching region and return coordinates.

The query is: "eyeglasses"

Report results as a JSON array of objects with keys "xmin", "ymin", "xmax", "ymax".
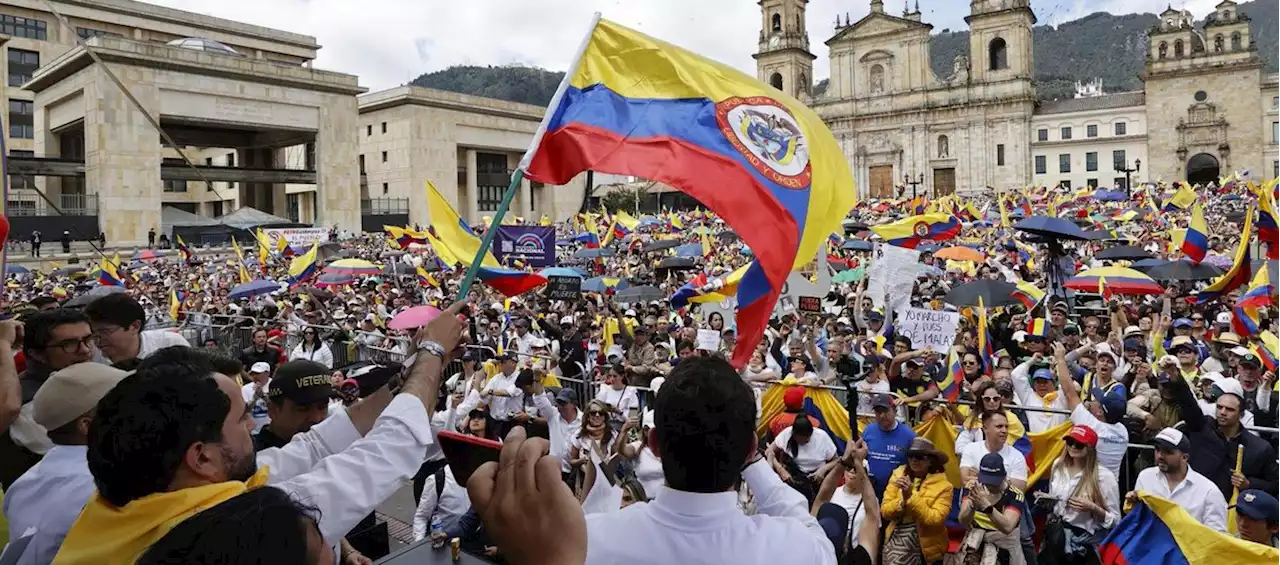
[
  {"xmin": 46, "ymin": 335, "xmax": 94, "ymax": 353},
  {"xmin": 982, "ymin": 395, "xmax": 1002, "ymax": 402},
  {"xmin": 907, "ymin": 453, "xmax": 929, "ymax": 461},
  {"xmin": 963, "ymin": 361, "xmax": 978, "ymax": 367},
  {"xmin": 1064, "ymin": 439, "xmax": 1085, "ymax": 449},
  {"xmin": 587, "ymin": 410, "xmax": 606, "ymax": 417}
]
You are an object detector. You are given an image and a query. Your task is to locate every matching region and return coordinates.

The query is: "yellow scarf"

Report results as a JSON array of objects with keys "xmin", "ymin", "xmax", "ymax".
[{"xmin": 52, "ymin": 466, "xmax": 270, "ymax": 565}]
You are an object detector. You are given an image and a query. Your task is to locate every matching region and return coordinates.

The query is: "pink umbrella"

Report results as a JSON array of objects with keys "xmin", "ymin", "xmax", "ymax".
[{"xmin": 388, "ymin": 305, "xmax": 443, "ymax": 330}]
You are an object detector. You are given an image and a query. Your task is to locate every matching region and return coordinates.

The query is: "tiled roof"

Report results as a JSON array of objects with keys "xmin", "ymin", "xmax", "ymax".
[{"xmin": 1035, "ymin": 91, "xmax": 1146, "ymax": 115}]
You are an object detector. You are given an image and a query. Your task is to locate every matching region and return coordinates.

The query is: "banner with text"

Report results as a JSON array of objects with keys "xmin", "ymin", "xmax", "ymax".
[
  {"xmin": 495, "ymin": 226, "xmax": 555, "ymax": 267},
  {"xmin": 896, "ymin": 307, "xmax": 960, "ymax": 354},
  {"xmin": 264, "ymin": 228, "xmax": 329, "ymax": 250}
]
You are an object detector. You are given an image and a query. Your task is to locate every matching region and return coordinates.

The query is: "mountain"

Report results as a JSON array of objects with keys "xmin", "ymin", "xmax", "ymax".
[{"xmin": 412, "ymin": 1, "xmax": 1277, "ymax": 106}]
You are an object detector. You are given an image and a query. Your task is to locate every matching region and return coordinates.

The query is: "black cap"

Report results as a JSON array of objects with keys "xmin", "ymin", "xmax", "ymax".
[
  {"xmin": 269, "ymin": 360, "xmax": 335, "ymax": 405},
  {"xmin": 977, "ymin": 453, "xmax": 1007, "ymax": 485},
  {"xmin": 494, "ymin": 352, "xmax": 516, "ymax": 362},
  {"xmin": 871, "ymin": 393, "xmax": 893, "ymax": 410},
  {"xmin": 555, "ymin": 387, "xmax": 578, "ymax": 405}
]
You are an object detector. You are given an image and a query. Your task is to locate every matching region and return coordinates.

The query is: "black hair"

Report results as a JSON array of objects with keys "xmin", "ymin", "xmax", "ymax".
[
  {"xmin": 84, "ymin": 293, "xmax": 146, "ymax": 332},
  {"xmin": 137, "ymin": 486, "xmax": 319, "ymax": 565},
  {"xmin": 894, "ymin": 335, "xmax": 913, "ymax": 349},
  {"xmin": 89, "ymin": 346, "xmax": 230, "ymax": 507},
  {"xmin": 787, "ymin": 414, "xmax": 815, "ymax": 458},
  {"xmin": 653, "ymin": 356, "xmax": 755, "ymax": 493},
  {"xmin": 29, "ymin": 296, "xmax": 58, "ymax": 309},
  {"xmin": 21, "ymin": 308, "xmax": 89, "ymax": 354},
  {"xmin": 979, "ymin": 409, "xmax": 1007, "ymax": 427},
  {"xmin": 112, "ymin": 358, "xmax": 142, "ymax": 372},
  {"xmin": 515, "ymin": 369, "xmax": 536, "ymax": 389}
]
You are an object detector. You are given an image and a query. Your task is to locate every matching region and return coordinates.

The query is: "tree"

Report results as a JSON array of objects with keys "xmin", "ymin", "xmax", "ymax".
[{"xmin": 599, "ymin": 185, "xmax": 650, "ymax": 213}]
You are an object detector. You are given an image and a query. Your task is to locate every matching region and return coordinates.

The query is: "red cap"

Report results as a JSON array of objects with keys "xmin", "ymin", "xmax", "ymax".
[
  {"xmin": 783, "ymin": 386, "xmax": 806, "ymax": 411},
  {"xmin": 1066, "ymin": 425, "xmax": 1098, "ymax": 448}
]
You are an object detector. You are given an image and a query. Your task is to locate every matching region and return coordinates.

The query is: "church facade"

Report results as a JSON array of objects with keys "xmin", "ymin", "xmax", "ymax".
[{"xmin": 754, "ymin": 0, "xmax": 1278, "ymax": 199}]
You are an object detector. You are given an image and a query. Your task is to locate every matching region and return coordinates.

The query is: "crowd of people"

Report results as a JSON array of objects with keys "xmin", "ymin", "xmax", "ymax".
[{"xmin": 0, "ymin": 179, "xmax": 1276, "ymax": 565}]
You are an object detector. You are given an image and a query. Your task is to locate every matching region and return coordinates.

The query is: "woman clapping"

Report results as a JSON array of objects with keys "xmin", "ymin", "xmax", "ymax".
[{"xmin": 1036, "ymin": 425, "xmax": 1119, "ymax": 565}]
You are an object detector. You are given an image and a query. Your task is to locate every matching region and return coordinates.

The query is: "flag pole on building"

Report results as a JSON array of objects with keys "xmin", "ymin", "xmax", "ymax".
[{"xmin": 454, "ymin": 13, "xmax": 602, "ymax": 300}]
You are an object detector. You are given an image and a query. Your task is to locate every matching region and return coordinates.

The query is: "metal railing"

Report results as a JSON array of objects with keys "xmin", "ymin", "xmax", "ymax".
[{"xmin": 6, "ymin": 192, "xmax": 98, "ymax": 216}]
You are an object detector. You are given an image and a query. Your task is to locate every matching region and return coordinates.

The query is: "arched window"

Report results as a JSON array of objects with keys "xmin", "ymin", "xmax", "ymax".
[
  {"xmin": 771, "ymin": 13, "xmax": 781, "ymax": 32},
  {"xmin": 869, "ymin": 64, "xmax": 885, "ymax": 94},
  {"xmin": 1174, "ymin": 39, "xmax": 1184, "ymax": 57},
  {"xmin": 1231, "ymin": 32, "xmax": 1242, "ymax": 50},
  {"xmin": 937, "ymin": 135, "xmax": 950, "ymax": 158},
  {"xmin": 798, "ymin": 72, "xmax": 808, "ymax": 95},
  {"xmin": 794, "ymin": 14, "xmax": 800, "ymax": 31},
  {"xmin": 770, "ymin": 72, "xmax": 783, "ymax": 90},
  {"xmin": 988, "ymin": 38, "xmax": 1008, "ymax": 71},
  {"xmin": 1159, "ymin": 41, "xmax": 1168, "ymax": 58},
  {"xmin": 1214, "ymin": 34, "xmax": 1224, "ymax": 52}
]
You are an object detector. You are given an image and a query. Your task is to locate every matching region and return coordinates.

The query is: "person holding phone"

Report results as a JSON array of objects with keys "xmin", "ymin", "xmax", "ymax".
[
  {"xmin": 767, "ymin": 416, "xmax": 839, "ymax": 502},
  {"xmin": 1037, "ymin": 425, "xmax": 1119, "ymax": 565}
]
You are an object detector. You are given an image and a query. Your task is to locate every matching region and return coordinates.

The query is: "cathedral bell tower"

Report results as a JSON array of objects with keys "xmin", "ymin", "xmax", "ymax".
[{"xmin": 753, "ymin": 0, "xmax": 816, "ymax": 100}]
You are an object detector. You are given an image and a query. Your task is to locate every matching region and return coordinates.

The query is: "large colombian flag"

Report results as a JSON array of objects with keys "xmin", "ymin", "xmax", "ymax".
[
  {"xmin": 1100, "ymin": 493, "xmax": 1277, "ymax": 565},
  {"xmin": 519, "ymin": 17, "xmax": 854, "ymax": 368}
]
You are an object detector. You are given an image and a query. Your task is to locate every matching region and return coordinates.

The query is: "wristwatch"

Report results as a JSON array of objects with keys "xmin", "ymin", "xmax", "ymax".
[{"xmin": 416, "ymin": 340, "xmax": 446, "ymax": 359}]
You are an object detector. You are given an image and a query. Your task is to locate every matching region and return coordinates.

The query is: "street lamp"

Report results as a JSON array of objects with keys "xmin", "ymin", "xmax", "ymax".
[
  {"xmin": 903, "ymin": 172, "xmax": 924, "ymax": 199},
  {"xmin": 1116, "ymin": 158, "xmax": 1141, "ymax": 198}
]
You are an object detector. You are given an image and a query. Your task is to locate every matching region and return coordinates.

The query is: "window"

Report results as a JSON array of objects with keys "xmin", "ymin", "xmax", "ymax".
[
  {"xmin": 1174, "ymin": 39, "xmax": 1184, "ymax": 58},
  {"xmin": 8, "ymin": 48, "xmax": 39, "ymax": 87},
  {"xmin": 869, "ymin": 64, "xmax": 884, "ymax": 94},
  {"xmin": 1059, "ymin": 153, "xmax": 1070, "ymax": 173},
  {"xmin": 1086, "ymin": 151, "xmax": 1098, "ymax": 172},
  {"xmin": 1274, "ymin": 160, "xmax": 1279, "ymax": 179},
  {"xmin": 996, "ymin": 144, "xmax": 1005, "ymax": 166},
  {"xmin": 769, "ymin": 72, "xmax": 783, "ymax": 90},
  {"xmin": 0, "ymin": 15, "xmax": 47, "ymax": 40},
  {"xmin": 1159, "ymin": 41, "xmax": 1168, "ymax": 59},
  {"xmin": 1273, "ymin": 121, "xmax": 1278, "ymax": 143},
  {"xmin": 1214, "ymin": 34, "xmax": 1224, "ymax": 53},
  {"xmin": 1060, "ymin": 180, "xmax": 1072, "ymax": 189},
  {"xmin": 162, "ymin": 158, "xmax": 186, "ymax": 192},
  {"xmin": 305, "ymin": 142, "xmax": 316, "ymax": 170},
  {"xmin": 381, "ymin": 151, "xmax": 387, "ymax": 163},
  {"xmin": 9, "ymin": 149, "xmax": 33, "ymax": 190},
  {"xmin": 1087, "ymin": 178, "xmax": 1098, "ymax": 189},
  {"xmin": 358, "ymin": 154, "xmax": 365, "ymax": 174},
  {"xmin": 225, "ymin": 152, "xmax": 235, "ymax": 188},
  {"xmin": 8, "ymin": 99, "xmax": 32, "ymax": 139},
  {"xmin": 382, "ymin": 182, "xmax": 389, "ymax": 195},
  {"xmin": 1086, "ymin": 124, "xmax": 1097, "ymax": 138},
  {"xmin": 1034, "ymin": 155, "xmax": 1046, "ymax": 174},
  {"xmin": 1113, "ymin": 149, "xmax": 1126, "ymax": 170},
  {"xmin": 76, "ymin": 27, "xmax": 120, "ymax": 40},
  {"xmin": 476, "ymin": 152, "xmax": 509, "ymax": 211},
  {"xmin": 381, "ymin": 122, "xmax": 387, "ymax": 134},
  {"xmin": 988, "ymin": 37, "xmax": 1008, "ymax": 70},
  {"xmin": 286, "ymin": 193, "xmax": 300, "ymax": 222},
  {"xmin": 771, "ymin": 13, "xmax": 781, "ymax": 32},
  {"xmin": 1273, "ymin": 96, "xmax": 1278, "ymax": 108},
  {"xmin": 1114, "ymin": 122, "xmax": 1127, "ymax": 136},
  {"xmin": 1231, "ymin": 32, "xmax": 1241, "ymax": 51},
  {"xmin": 1060, "ymin": 127, "xmax": 1072, "ymax": 140},
  {"xmin": 366, "ymin": 125, "xmax": 372, "ymax": 136},
  {"xmin": 1037, "ymin": 129, "xmax": 1048, "ymax": 142},
  {"xmin": 477, "ymin": 185, "xmax": 504, "ymax": 211},
  {"xmin": 1114, "ymin": 177, "xmax": 1126, "ymax": 188}
]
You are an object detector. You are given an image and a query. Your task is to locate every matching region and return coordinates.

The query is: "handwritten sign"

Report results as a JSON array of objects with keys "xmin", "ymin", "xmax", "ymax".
[
  {"xmin": 696, "ymin": 329, "xmax": 722, "ymax": 352},
  {"xmin": 798, "ymin": 296, "xmax": 822, "ymax": 313},
  {"xmin": 895, "ymin": 307, "xmax": 960, "ymax": 354},
  {"xmin": 545, "ymin": 276, "xmax": 581, "ymax": 300}
]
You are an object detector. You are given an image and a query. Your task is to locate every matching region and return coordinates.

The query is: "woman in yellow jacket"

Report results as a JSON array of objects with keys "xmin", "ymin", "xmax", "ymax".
[{"xmin": 880, "ymin": 437, "xmax": 955, "ymax": 565}]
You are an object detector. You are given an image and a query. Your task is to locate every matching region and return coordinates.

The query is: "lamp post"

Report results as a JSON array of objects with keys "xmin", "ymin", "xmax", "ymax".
[
  {"xmin": 903, "ymin": 172, "xmax": 924, "ymax": 199},
  {"xmin": 1116, "ymin": 158, "xmax": 1141, "ymax": 198}
]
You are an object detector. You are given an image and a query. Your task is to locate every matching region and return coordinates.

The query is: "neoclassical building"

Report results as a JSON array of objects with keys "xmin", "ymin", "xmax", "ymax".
[{"xmin": 754, "ymin": 0, "xmax": 1278, "ymax": 199}]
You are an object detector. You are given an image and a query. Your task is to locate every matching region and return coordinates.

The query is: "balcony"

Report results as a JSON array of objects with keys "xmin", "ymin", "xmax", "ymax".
[
  {"xmin": 361, "ymin": 197, "xmax": 409, "ymax": 215},
  {"xmin": 7, "ymin": 193, "xmax": 98, "ymax": 216}
]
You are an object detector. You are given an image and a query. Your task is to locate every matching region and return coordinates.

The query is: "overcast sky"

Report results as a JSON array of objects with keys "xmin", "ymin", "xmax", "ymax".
[{"xmin": 152, "ymin": 0, "xmax": 1224, "ymax": 92}]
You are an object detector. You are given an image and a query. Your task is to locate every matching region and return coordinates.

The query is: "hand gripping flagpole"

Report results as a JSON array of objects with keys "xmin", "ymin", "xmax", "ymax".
[{"xmin": 454, "ymin": 12, "xmax": 602, "ymax": 301}]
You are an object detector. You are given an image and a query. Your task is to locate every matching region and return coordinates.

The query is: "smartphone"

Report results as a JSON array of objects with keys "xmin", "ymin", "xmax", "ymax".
[
  {"xmin": 437, "ymin": 430, "xmax": 502, "ymax": 487},
  {"xmin": 627, "ymin": 406, "xmax": 640, "ymax": 421}
]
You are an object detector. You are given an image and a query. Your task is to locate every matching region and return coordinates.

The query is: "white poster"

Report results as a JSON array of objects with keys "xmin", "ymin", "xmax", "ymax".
[
  {"xmin": 866, "ymin": 243, "xmax": 921, "ymax": 313},
  {"xmin": 263, "ymin": 228, "xmax": 329, "ymax": 250},
  {"xmin": 695, "ymin": 329, "xmax": 722, "ymax": 352},
  {"xmin": 895, "ymin": 307, "xmax": 960, "ymax": 354}
]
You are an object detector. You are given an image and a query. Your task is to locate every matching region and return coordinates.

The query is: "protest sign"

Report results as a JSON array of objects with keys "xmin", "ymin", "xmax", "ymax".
[
  {"xmin": 545, "ymin": 275, "xmax": 581, "ymax": 300},
  {"xmin": 263, "ymin": 228, "xmax": 328, "ymax": 250},
  {"xmin": 866, "ymin": 243, "xmax": 921, "ymax": 312},
  {"xmin": 495, "ymin": 226, "xmax": 555, "ymax": 267},
  {"xmin": 696, "ymin": 329, "xmax": 722, "ymax": 352},
  {"xmin": 774, "ymin": 251, "xmax": 832, "ymax": 316},
  {"xmin": 895, "ymin": 307, "xmax": 960, "ymax": 354}
]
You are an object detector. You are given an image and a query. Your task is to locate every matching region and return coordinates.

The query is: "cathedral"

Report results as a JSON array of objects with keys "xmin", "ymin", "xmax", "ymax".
[{"xmin": 754, "ymin": 0, "xmax": 1279, "ymax": 199}]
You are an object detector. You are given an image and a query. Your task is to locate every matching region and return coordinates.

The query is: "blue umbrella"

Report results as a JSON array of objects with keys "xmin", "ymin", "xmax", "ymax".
[
  {"xmin": 539, "ymin": 267, "xmax": 585, "ymax": 279},
  {"xmin": 1093, "ymin": 189, "xmax": 1128, "ymax": 202},
  {"xmin": 582, "ymin": 276, "xmax": 629, "ymax": 293},
  {"xmin": 841, "ymin": 239, "xmax": 873, "ymax": 251},
  {"xmin": 1014, "ymin": 216, "xmax": 1091, "ymax": 241},
  {"xmin": 674, "ymin": 243, "xmax": 704, "ymax": 257},
  {"xmin": 228, "ymin": 279, "xmax": 281, "ymax": 300},
  {"xmin": 6, "ymin": 265, "xmax": 29, "ymax": 274},
  {"xmin": 574, "ymin": 248, "xmax": 615, "ymax": 259}
]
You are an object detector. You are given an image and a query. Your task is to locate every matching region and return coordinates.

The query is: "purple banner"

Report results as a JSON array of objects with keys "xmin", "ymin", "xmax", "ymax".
[{"xmin": 494, "ymin": 226, "xmax": 555, "ymax": 267}]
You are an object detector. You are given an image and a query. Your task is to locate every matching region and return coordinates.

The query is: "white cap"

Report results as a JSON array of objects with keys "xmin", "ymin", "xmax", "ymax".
[
  {"xmin": 1094, "ymin": 343, "xmax": 1119, "ymax": 364},
  {"xmin": 1216, "ymin": 376, "xmax": 1245, "ymax": 399},
  {"xmin": 1216, "ymin": 312, "xmax": 1233, "ymax": 326},
  {"xmin": 1012, "ymin": 330, "xmax": 1027, "ymax": 343},
  {"xmin": 561, "ymin": 315, "xmax": 574, "ymax": 326},
  {"xmin": 1229, "ymin": 346, "xmax": 1253, "ymax": 357},
  {"xmin": 1123, "ymin": 325, "xmax": 1142, "ymax": 337},
  {"xmin": 625, "ymin": 309, "xmax": 637, "ymax": 317},
  {"xmin": 1199, "ymin": 371, "xmax": 1224, "ymax": 384},
  {"xmin": 531, "ymin": 338, "xmax": 548, "ymax": 348},
  {"xmin": 1153, "ymin": 427, "xmax": 1189, "ymax": 451},
  {"xmin": 249, "ymin": 362, "xmax": 271, "ymax": 374},
  {"xmin": 649, "ymin": 376, "xmax": 665, "ymax": 395}
]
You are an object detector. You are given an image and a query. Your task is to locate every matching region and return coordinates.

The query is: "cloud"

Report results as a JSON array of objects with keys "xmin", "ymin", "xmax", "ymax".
[{"xmin": 147, "ymin": 0, "xmax": 1202, "ymax": 91}]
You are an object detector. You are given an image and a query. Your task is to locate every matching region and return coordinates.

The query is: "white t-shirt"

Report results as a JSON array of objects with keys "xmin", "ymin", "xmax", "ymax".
[
  {"xmin": 629, "ymin": 441, "xmax": 665, "ymax": 501},
  {"xmin": 855, "ymin": 378, "xmax": 891, "ymax": 416},
  {"xmin": 772, "ymin": 427, "xmax": 838, "ymax": 474},
  {"xmin": 829, "ymin": 488, "xmax": 867, "ymax": 551},
  {"xmin": 1070, "ymin": 404, "xmax": 1129, "ymax": 477},
  {"xmin": 960, "ymin": 441, "xmax": 1029, "ymax": 484},
  {"xmin": 594, "ymin": 386, "xmax": 639, "ymax": 418},
  {"xmin": 138, "ymin": 328, "xmax": 190, "ymax": 360},
  {"xmin": 240, "ymin": 380, "xmax": 271, "ymax": 433}
]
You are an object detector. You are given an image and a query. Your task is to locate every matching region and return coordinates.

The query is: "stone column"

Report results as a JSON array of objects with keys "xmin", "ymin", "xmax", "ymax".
[
  {"xmin": 83, "ymin": 65, "xmax": 162, "ymax": 246},
  {"xmin": 464, "ymin": 149, "xmax": 478, "ymax": 223},
  {"xmin": 271, "ymin": 146, "xmax": 288, "ymax": 219},
  {"xmin": 315, "ymin": 94, "xmax": 360, "ymax": 232}
]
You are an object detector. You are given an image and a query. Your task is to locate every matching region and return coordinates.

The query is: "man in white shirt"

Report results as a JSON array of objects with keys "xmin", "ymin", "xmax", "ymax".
[
  {"xmin": 1052, "ymin": 342, "xmax": 1129, "ymax": 476},
  {"xmin": 84, "ymin": 293, "xmax": 189, "ymax": 366},
  {"xmin": 482, "ymin": 354, "xmax": 524, "ymax": 431},
  {"xmin": 531, "ymin": 385, "xmax": 583, "ymax": 483},
  {"xmin": 52, "ymin": 303, "xmax": 466, "ymax": 564},
  {"xmin": 3, "ymin": 363, "xmax": 129, "ymax": 565},
  {"xmin": 239, "ymin": 362, "xmax": 272, "ymax": 434},
  {"xmin": 1129, "ymin": 428, "xmax": 1228, "ymax": 532},
  {"xmin": 959, "ymin": 411, "xmax": 1029, "ymax": 491},
  {"xmin": 1010, "ymin": 360, "xmax": 1069, "ymax": 433},
  {"xmin": 581, "ymin": 356, "xmax": 834, "ymax": 564}
]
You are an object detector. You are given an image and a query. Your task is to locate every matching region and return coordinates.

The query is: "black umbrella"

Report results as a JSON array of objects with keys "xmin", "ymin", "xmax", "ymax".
[
  {"xmin": 842, "ymin": 220, "xmax": 870, "ymax": 234},
  {"xmin": 613, "ymin": 285, "xmax": 665, "ymax": 303},
  {"xmin": 1129, "ymin": 258, "xmax": 1164, "ymax": 271},
  {"xmin": 1095, "ymin": 246, "xmax": 1153, "ymax": 261},
  {"xmin": 642, "ymin": 240, "xmax": 682, "ymax": 253},
  {"xmin": 52, "ymin": 266, "xmax": 85, "ymax": 277},
  {"xmin": 944, "ymin": 280, "xmax": 1024, "ymax": 308},
  {"xmin": 574, "ymin": 248, "xmax": 615, "ymax": 259},
  {"xmin": 302, "ymin": 285, "xmax": 335, "ymax": 301},
  {"xmin": 1145, "ymin": 259, "xmax": 1223, "ymax": 281},
  {"xmin": 714, "ymin": 231, "xmax": 740, "ymax": 241},
  {"xmin": 655, "ymin": 257, "xmax": 697, "ymax": 270},
  {"xmin": 381, "ymin": 262, "xmax": 415, "ymax": 275},
  {"xmin": 1014, "ymin": 216, "xmax": 1091, "ymax": 241},
  {"xmin": 317, "ymin": 243, "xmax": 344, "ymax": 261}
]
